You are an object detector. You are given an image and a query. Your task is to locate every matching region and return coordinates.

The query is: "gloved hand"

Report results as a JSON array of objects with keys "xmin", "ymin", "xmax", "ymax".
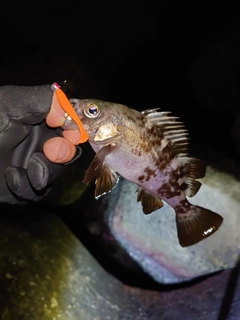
[{"xmin": 0, "ymin": 85, "xmax": 81, "ymax": 204}]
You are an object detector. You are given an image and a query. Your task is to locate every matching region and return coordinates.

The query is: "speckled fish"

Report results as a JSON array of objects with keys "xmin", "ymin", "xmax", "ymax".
[{"xmin": 64, "ymin": 99, "xmax": 223, "ymax": 247}]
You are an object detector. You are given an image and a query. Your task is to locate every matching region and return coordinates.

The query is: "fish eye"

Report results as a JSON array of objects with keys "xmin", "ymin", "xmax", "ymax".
[{"xmin": 84, "ymin": 103, "xmax": 101, "ymax": 118}]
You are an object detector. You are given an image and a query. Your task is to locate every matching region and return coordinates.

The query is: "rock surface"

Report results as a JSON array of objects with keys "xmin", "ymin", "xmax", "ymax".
[
  {"xmin": 0, "ymin": 206, "xmax": 240, "ymax": 320},
  {"xmin": 82, "ymin": 146, "xmax": 240, "ymax": 284}
]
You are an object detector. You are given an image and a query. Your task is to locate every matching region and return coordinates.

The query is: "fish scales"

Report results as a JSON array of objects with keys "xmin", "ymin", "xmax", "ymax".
[{"xmin": 64, "ymin": 98, "xmax": 223, "ymax": 247}]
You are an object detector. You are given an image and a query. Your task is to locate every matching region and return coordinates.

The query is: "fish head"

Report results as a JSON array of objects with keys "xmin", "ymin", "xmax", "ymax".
[{"xmin": 69, "ymin": 98, "xmax": 122, "ymax": 144}]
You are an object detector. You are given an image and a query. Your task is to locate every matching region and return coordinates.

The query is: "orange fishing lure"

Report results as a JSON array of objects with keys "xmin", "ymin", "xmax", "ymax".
[{"xmin": 51, "ymin": 82, "xmax": 89, "ymax": 143}]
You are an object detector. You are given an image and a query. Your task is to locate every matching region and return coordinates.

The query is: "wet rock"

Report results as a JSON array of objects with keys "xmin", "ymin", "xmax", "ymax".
[
  {"xmin": 83, "ymin": 146, "xmax": 240, "ymax": 284},
  {"xmin": 0, "ymin": 205, "xmax": 240, "ymax": 320}
]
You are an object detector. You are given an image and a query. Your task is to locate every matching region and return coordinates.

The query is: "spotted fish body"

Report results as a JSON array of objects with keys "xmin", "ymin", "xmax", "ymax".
[{"xmin": 66, "ymin": 99, "xmax": 223, "ymax": 247}]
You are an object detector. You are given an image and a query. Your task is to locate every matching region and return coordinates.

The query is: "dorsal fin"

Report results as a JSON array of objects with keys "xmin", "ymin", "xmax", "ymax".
[
  {"xmin": 142, "ymin": 108, "xmax": 206, "ymax": 197},
  {"xmin": 142, "ymin": 108, "xmax": 189, "ymax": 156}
]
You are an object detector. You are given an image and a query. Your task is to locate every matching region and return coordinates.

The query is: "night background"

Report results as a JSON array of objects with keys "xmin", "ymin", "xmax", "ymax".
[
  {"xmin": 1, "ymin": 1, "xmax": 240, "ymax": 319},
  {"xmin": 1, "ymin": 1, "xmax": 240, "ymax": 159}
]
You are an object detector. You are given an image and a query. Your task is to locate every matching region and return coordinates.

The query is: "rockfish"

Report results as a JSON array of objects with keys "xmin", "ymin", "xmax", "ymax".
[{"xmin": 65, "ymin": 99, "xmax": 223, "ymax": 247}]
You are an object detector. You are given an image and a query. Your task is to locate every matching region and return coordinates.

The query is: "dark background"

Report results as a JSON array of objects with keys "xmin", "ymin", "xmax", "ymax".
[
  {"xmin": 1, "ymin": 1, "xmax": 240, "ymax": 159},
  {"xmin": 1, "ymin": 0, "xmax": 240, "ymax": 305}
]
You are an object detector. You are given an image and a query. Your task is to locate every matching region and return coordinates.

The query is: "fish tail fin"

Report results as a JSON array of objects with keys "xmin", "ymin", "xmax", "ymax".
[{"xmin": 175, "ymin": 205, "xmax": 223, "ymax": 247}]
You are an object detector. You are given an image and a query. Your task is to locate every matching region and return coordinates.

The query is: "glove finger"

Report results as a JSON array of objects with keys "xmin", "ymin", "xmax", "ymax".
[
  {"xmin": 63, "ymin": 145, "xmax": 82, "ymax": 165},
  {"xmin": 0, "ymin": 120, "xmax": 32, "ymax": 150},
  {"xmin": 5, "ymin": 166, "xmax": 50, "ymax": 201},
  {"xmin": 27, "ymin": 153, "xmax": 64, "ymax": 190}
]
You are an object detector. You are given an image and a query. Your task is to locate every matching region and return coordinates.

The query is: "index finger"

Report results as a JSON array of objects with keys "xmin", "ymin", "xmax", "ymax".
[
  {"xmin": 46, "ymin": 92, "xmax": 80, "ymax": 145},
  {"xmin": 51, "ymin": 83, "xmax": 89, "ymax": 143}
]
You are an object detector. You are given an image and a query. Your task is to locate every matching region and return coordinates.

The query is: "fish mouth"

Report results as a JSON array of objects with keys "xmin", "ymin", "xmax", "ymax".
[
  {"xmin": 68, "ymin": 98, "xmax": 100, "ymax": 143},
  {"xmin": 69, "ymin": 98, "xmax": 84, "ymax": 119}
]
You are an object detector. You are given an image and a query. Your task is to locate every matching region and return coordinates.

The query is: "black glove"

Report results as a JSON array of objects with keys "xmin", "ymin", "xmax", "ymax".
[{"xmin": 0, "ymin": 85, "xmax": 81, "ymax": 204}]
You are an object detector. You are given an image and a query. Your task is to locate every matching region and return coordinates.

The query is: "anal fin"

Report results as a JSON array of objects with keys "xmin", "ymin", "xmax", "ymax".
[
  {"xmin": 176, "ymin": 205, "xmax": 223, "ymax": 247},
  {"xmin": 137, "ymin": 187, "xmax": 164, "ymax": 214}
]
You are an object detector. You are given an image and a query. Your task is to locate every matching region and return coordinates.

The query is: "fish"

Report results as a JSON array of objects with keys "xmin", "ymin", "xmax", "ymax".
[{"xmin": 64, "ymin": 98, "xmax": 223, "ymax": 247}]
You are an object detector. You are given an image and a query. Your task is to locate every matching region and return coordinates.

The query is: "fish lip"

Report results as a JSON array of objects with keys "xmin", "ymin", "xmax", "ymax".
[
  {"xmin": 69, "ymin": 98, "xmax": 101, "ymax": 141},
  {"xmin": 69, "ymin": 98, "xmax": 84, "ymax": 119}
]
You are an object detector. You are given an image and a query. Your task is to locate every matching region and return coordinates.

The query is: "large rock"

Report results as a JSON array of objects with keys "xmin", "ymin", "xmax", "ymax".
[
  {"xmin": 82, "ymin": 146, "xmax": 240, "ymax": 284},
  {"xmin": 0, "ymin": 206, "xmax": 240, "ymax": 320}
]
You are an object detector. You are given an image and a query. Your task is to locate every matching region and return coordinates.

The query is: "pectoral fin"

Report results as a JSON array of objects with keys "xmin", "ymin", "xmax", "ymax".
[
  {"xmin": 83, "ymin": 144, "xmax": 119, "ymax": 199},
  {"xmin": 83, "ymin": 144, "xmax": 115, "ymax": 184},
  {"xmin": 95, "ymin": 165, "xmax": 119, "ymax": 199},
  {"xmin": 137, "ymin": 187, "xmax": 164, "ymax": 214}
]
